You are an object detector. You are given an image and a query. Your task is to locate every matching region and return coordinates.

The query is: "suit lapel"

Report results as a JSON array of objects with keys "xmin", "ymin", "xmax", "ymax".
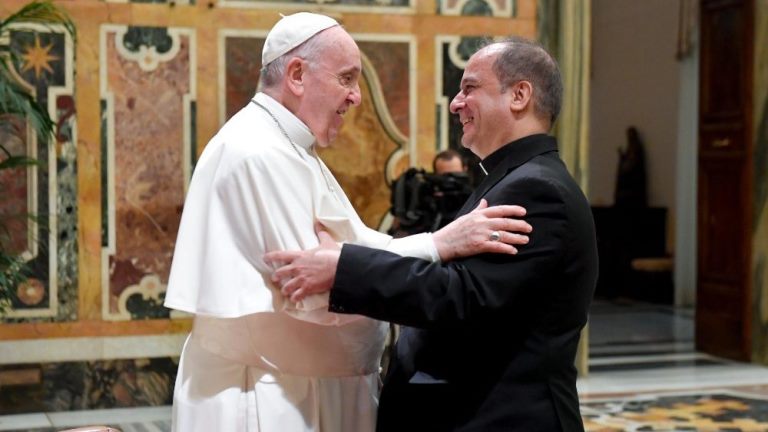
[{"xmin": 456, "ymin": 135, "xmax": 558, "ymax": 216}]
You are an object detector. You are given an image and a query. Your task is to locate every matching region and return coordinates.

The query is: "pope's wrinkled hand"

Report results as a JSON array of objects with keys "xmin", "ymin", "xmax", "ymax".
[{"xmin": 265, "ymin": 230, "xmax": 341, "ymax": 302}]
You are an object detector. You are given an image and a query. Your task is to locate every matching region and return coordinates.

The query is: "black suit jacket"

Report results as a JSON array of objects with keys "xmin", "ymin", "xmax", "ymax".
[{"xmin": 329, "ymin": 134, "xmax": 598, "ymax": 431}]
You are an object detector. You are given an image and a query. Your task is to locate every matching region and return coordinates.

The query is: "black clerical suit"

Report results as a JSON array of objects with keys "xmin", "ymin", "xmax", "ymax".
[{"xmin": 329, "ymin": 134, "xmax": 598, "ymax": 431}]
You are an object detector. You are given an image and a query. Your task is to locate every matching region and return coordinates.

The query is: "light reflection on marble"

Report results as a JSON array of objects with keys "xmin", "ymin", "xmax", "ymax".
[
  {"xmin": 578, "ymin": 362, "xmax": 768, "ymax": 396},
  {"xmin": 588, "ymin": 301, "xmax": 693, "ymax": 347}
]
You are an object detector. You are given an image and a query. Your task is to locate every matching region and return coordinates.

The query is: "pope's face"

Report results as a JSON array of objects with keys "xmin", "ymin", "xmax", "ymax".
[{"xmin": 299, "ymin": 27, "xmax": 362, "ymax": 148}]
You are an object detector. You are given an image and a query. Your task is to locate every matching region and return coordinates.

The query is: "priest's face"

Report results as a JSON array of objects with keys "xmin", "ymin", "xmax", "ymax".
[
  {"xmin": 300, "ymin": 27, "xmax": 362, "ymax": 148},
  {"xmin": 449, "ymin": 45, "xmax": 514, "ymax": 159}
]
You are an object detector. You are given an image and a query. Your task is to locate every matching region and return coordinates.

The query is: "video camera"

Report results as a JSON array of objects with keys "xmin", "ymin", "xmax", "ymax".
[{"xmin": 389, "ymin": 168, "xmax": 474, "ymax": 235}]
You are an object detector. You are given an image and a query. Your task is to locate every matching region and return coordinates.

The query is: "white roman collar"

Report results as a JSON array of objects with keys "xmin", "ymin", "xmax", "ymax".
[{"xmin": 253, "ymin": 92, "xmax": 316, "ymax": 152}]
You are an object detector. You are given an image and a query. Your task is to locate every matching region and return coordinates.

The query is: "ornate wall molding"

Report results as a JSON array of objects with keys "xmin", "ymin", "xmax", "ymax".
[{"xmin": 438, "ymin": 0, "xmax": 516, "ymax": 17}]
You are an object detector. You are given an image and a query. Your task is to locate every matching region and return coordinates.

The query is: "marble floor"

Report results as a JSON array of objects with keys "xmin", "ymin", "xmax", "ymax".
[
  {"xmin": 3, "ymin": 299, "xmax": 768, "ymax": 431},
  {"xmin": 582, "ymin": 300, "xmax": 768, "ymax": 397}
]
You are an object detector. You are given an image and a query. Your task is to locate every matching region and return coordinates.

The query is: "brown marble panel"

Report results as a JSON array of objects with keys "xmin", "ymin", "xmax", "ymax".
[
  {"xmin": 225, "ymin": 36, "xmax": 264, "ymax": 120},
  {"xmin": 0, "ymin": 116, "xmax": 29, "ymax": 254},
  {"xmin": 358, "ymin": 41, "xmax": 410, "ymax": 137},
  {"xmin": 105, "ymin": 31, "xmax": 190, "ymax": 314}
]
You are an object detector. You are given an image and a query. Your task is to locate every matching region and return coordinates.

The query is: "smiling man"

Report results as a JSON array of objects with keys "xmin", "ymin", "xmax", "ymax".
[
  {"xmin": 163, "ymin": 13, "xmax": 533, "ymax": 432},
  {"xmin": 268, "ymin": 37, "xmax": 599, "ymax": 431}
]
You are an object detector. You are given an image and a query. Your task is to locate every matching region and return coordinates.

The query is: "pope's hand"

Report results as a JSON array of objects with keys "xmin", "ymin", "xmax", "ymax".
[
  {"xmin": 265, "ymin": 230, "xmax": 341, "ymax": 302},
  {"xmin": 432, "ymin": 199, "xmax": 532, "ymax": 262}
]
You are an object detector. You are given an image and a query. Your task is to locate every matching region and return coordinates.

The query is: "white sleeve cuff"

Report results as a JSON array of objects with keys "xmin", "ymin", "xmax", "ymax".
[{"xmin": 385, "ymin": 232, "xmax": 441, "ymax": 263}]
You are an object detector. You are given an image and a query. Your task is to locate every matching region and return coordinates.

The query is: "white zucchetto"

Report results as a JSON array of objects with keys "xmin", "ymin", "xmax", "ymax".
[{"xmin": 262, "ymin": 12, "xmax": 339, "ymax": 66}]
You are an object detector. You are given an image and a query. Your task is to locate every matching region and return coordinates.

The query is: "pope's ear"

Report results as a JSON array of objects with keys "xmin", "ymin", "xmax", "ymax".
[
  {"xmin": 509, "ymin": 80, "xmax": 533, "ymax": 114},
  {"xmin": 285, "ymin": 57, "xmax": 305, "ymax": 96}
]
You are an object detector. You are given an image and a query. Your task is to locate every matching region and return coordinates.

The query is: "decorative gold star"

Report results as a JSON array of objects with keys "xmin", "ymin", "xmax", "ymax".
[{"xmin": 20, "ymin": 35, "xmax": 59, "ymax": 79}]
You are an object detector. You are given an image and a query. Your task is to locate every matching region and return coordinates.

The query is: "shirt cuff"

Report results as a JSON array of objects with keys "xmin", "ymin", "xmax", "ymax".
[{"xmin": 386, "ymin": 232, "xmax": 441, "ymax": 263}]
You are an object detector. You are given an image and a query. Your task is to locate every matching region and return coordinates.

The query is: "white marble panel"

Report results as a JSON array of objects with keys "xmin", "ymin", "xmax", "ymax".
[
  {"xmin": 48, "ymin": 406, "xmax": 171, "ymax": 428},
  {"xmin": 0, "ymin": 334, "xmax": 186, "ymax": 364},
  {"xmin": 0, "ymin": 413, "xmax": 51, "ymax": 431}
]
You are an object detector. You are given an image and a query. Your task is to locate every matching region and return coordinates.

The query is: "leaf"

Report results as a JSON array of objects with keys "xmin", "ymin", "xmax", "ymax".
[
  {"xmin": 0, "ymin": 66, "xmax": 55, "ymax": 140},
  {"xmin": 0, "ymin": 154, "xmax": 43, "ymax": 170},
  {"xmin": 0, "ymin": 1, "xmax": 76, "ymax": 42}
]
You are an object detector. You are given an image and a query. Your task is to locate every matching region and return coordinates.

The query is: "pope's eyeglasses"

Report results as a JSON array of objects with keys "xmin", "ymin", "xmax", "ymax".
[{"xmin": 318, "ymin": 68, "xmax": 358, "ymax": 89}]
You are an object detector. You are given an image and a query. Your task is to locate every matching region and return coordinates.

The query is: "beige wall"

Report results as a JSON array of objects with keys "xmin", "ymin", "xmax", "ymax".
[
  {"xmin": 589, "ymin": 0, "xmax": 681, "ymax": 215},
  {"xmin": 0, "ymin": 0, "xmax": 536, "ymax": 344}
]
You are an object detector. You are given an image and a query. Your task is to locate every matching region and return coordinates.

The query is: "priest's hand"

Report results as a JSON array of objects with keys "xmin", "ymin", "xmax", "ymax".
[
  {"xmin": 265, "ymin": 231, "xmax": 341, "ymax": 302},
  {"xmin": 433, "ymin": 199, "xmax": 532, "ymax": 262}
]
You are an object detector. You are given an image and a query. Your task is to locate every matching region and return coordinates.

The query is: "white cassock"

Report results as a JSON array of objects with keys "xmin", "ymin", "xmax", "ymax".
[{"xmin": 164, "ymin": 92, "xmax": 439, "ymax": 431}]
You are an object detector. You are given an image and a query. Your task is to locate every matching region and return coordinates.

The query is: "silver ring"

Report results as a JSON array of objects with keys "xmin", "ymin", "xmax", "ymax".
[{"xmin": 489, "ymin": 231, "xmax": 501, "ymax": 242}]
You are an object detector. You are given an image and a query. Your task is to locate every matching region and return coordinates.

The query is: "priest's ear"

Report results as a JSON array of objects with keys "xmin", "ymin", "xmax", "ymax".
[
  {"xmin": 285, "ymin": 57, "xmax": 306, "ymax": 96},
  {"xmin": 508, "ymin": 80, "xmax": 533, "ymax": 114}
]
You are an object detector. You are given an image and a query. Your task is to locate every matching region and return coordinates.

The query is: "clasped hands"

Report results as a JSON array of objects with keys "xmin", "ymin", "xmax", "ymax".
[{"xmin": 264, "ymin": 199, "xmax": 532, "ymax": 303}]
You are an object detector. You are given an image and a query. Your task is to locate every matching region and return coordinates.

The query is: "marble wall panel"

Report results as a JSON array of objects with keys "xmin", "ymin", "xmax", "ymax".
[
  {"xmin": 438, "ymin": 0, "xmax": 516, "ymax": 17},
  {"xmin": 0, "ymin": 115, "xmax": 30, "ymax": 256},
  {"xmin": 100, "ymin": 26, "xmax": 196, "ymax": 321},
  {"xmin": 357, "ymin": 41, "xmax": 410, "ymax": 138},
  {"xmin": 222, "ymin": 32, "xmax": 412, "ymax": 229},
  {"xmin": 0, "ymin": 24, "xmax": 77, "ymax": 321},
  {"xmin": 222, "ymin": 33, "xmax": 265, "ymax": 122},
  {"xmin": 0, "ymin": 358, "xmax": 176, "ymax": 414},
  {"xmin": 753, "ymin": 0, "xmax": 768, "ymax": 364}
]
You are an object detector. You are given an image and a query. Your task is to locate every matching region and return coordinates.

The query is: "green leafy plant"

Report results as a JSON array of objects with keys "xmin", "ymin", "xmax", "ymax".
[{"xmin": 0, "ymin": 1, "xmax": 75, "ymax": 314}]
